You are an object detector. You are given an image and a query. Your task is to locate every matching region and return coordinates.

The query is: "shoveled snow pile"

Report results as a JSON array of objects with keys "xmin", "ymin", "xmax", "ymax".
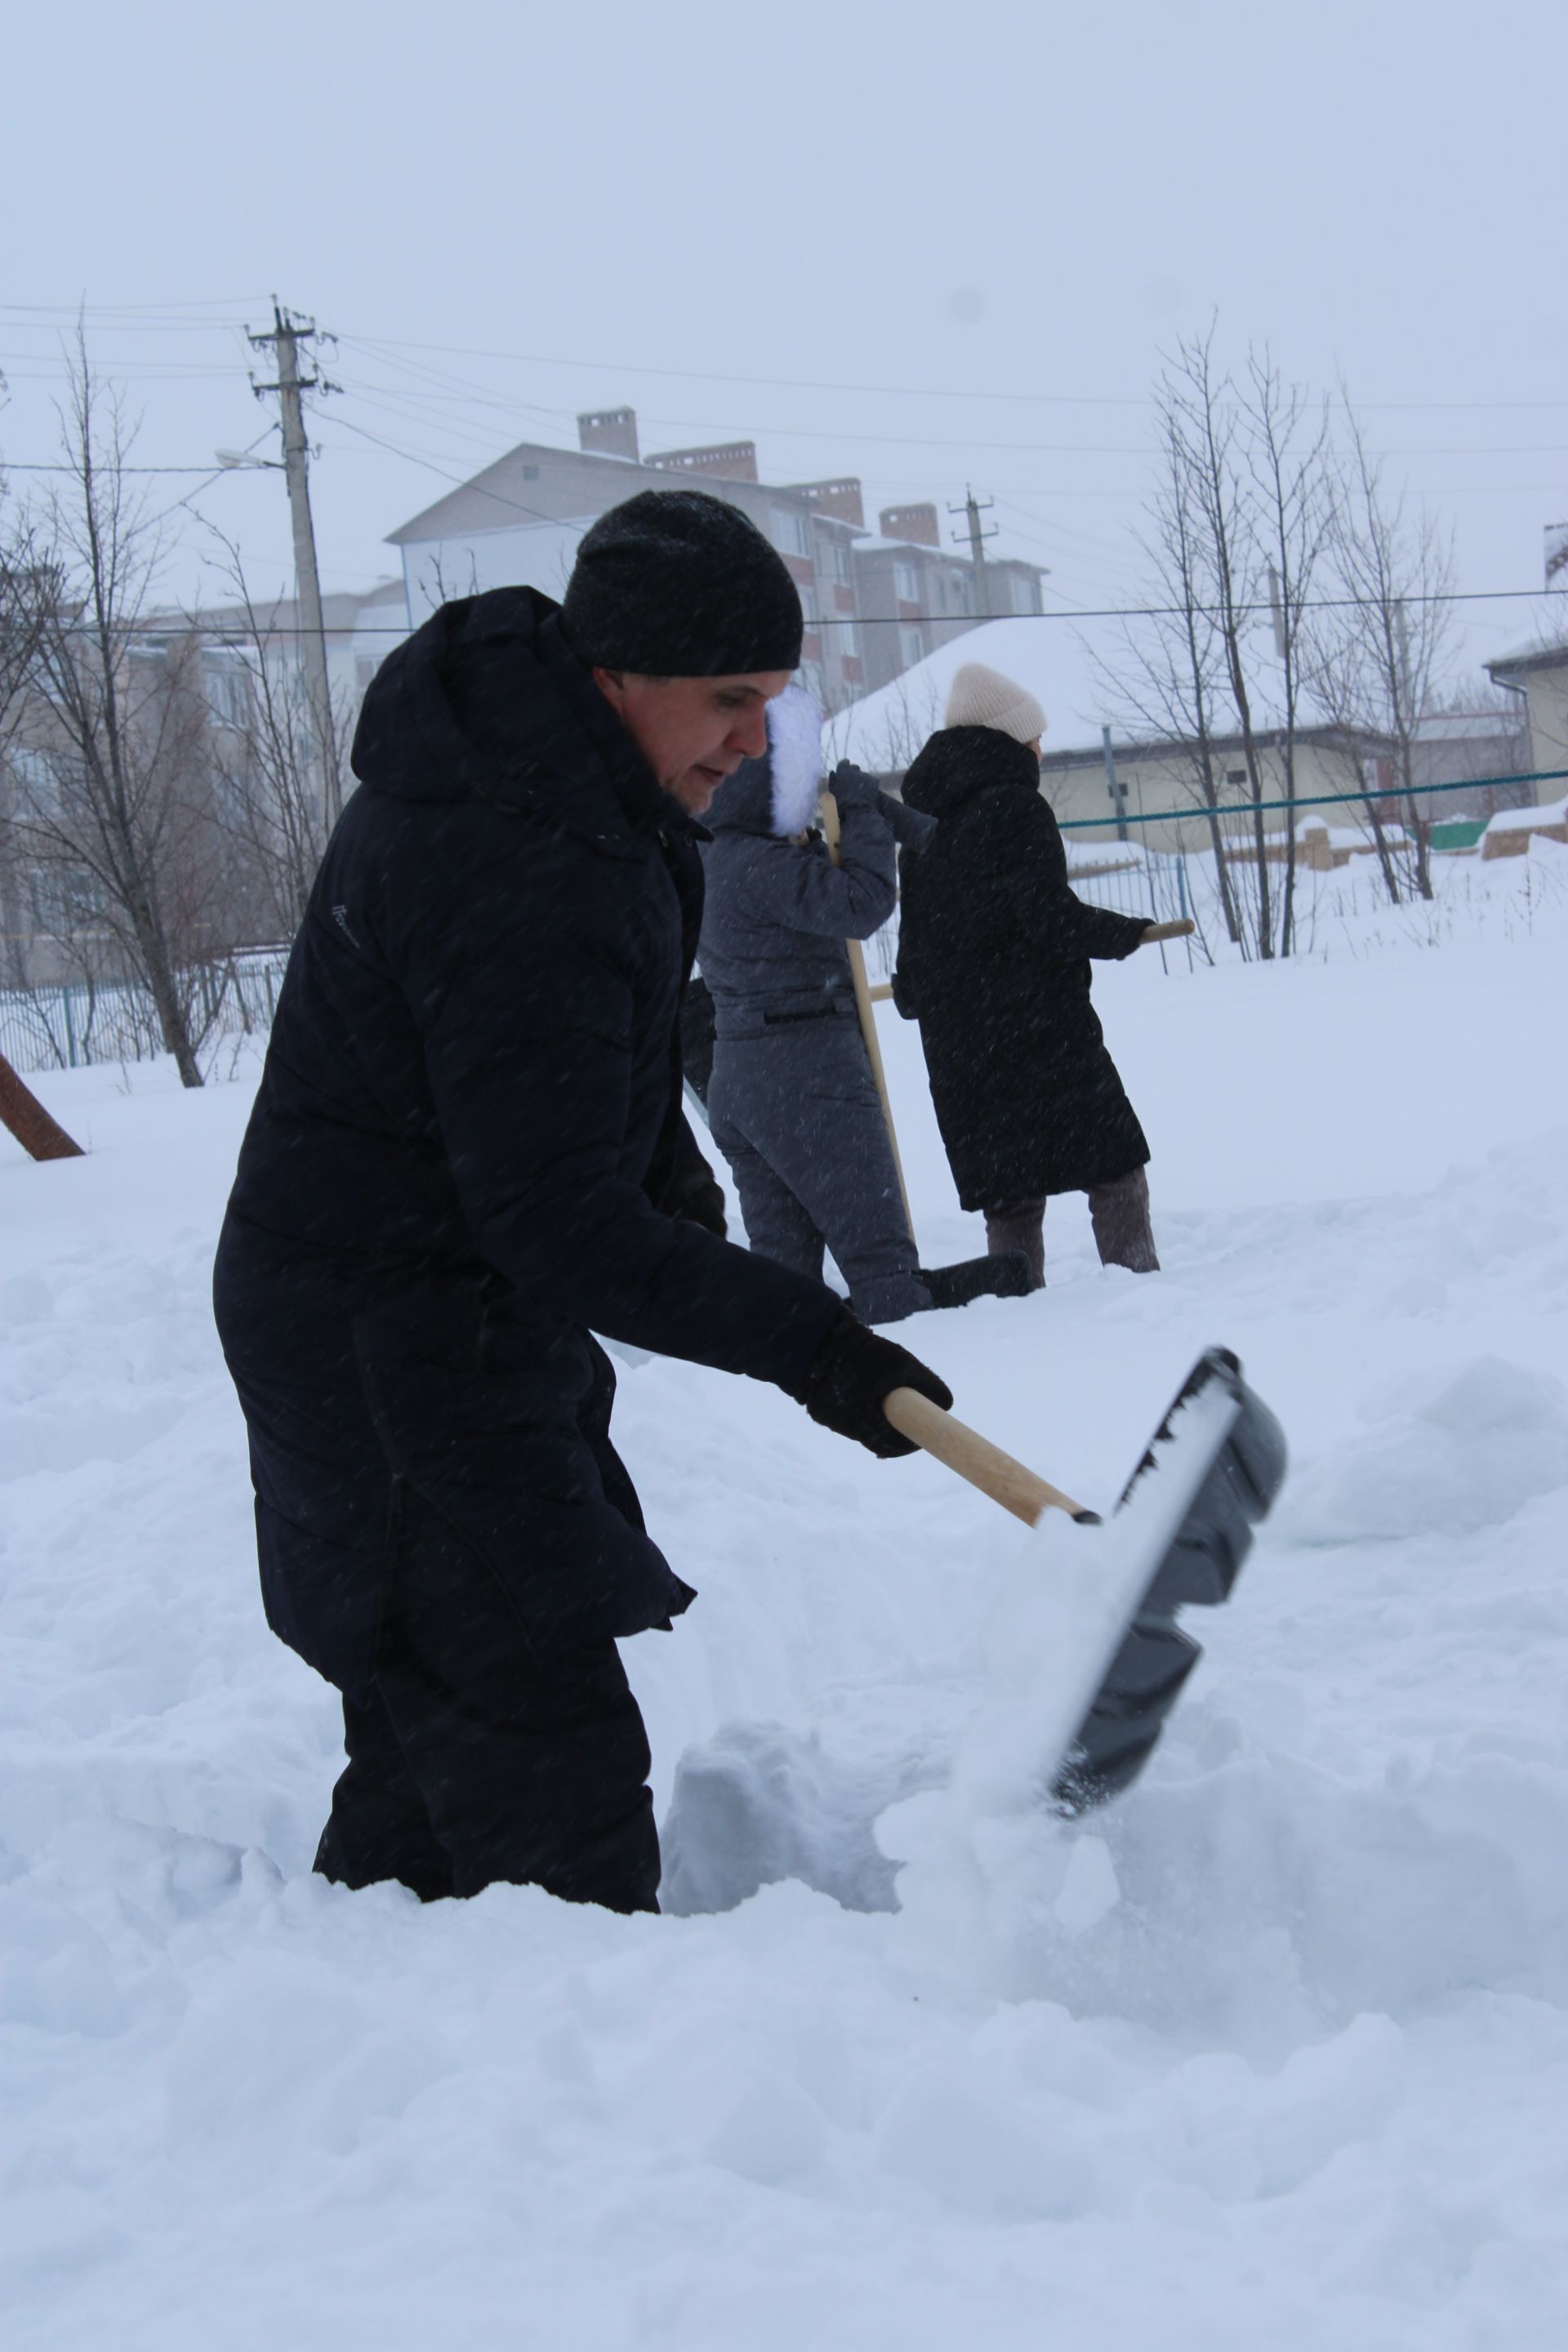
[{"xmin": 2, "ymin": 894, "xmax": 1566, "ymax": 2350}]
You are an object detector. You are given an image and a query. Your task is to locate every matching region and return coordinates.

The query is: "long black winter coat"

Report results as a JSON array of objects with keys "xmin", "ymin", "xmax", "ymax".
[
  {"xmin": 213, "ymin": 588, "xmax": 838, "ymax": 1696},
  {"xmin": 893, "ymin": 726, "xmax": 1152, "ymax": 1208}
]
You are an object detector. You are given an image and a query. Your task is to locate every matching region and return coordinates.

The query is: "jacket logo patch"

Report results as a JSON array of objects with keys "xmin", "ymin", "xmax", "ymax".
[{"xmin": 332, "ymin": 903, "xmax": 362, "ymax": 950}]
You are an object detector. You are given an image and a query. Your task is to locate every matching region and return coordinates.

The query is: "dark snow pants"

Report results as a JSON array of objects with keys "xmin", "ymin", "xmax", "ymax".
[
  {"xmin": 314, "ymin": 1484, "xmax": 658, "ymax": 1913},
  {"xmin": 984, "ymin": 1166, "xmax": 1159, "ymax": 1288},
  {"xmin": 215, "ymin": 1241, "xmax": 662, "ymax": 1916},
  {"xmin": 706, "ymin": 1011, "xmax": 931, "ymax": 1325}
]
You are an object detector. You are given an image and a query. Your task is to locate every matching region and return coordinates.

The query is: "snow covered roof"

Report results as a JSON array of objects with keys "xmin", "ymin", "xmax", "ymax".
[
  {"xmin": 1486, "ymin": 795, "xmax": 1568, "ymax": 832},
  {"xmin": 1484, "ymin": 637, "xmax": 1568, "ymax": 679},
  {"xmin": 1297, "ymin": 816, "xmax": 1409, "ymax": 846},
  {"xmin": 825, "ymin": 615, "xmax": 1102, "ymax": 767},
  {"xmin": 1412, "ymin": 710, "xmax": 1523, "ymax": 744}
]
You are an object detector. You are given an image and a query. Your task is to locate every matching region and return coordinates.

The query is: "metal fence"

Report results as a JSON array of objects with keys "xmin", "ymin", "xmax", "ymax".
[
  {"xmin": 6, "ymin": 773, "xmax": 1563, "ymax": 1067},
  {"xmin": 0, "ymin": 948, "xmax": 292, "ymax": 1076}
]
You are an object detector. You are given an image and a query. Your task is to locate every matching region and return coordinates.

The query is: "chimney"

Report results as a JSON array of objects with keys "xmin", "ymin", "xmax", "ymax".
[
  {"xmin": 644, "ymin": 440, "xmax": 760, "ymax": 483},
  {"xmin": 578, "ymin": 407, "xmax": 639, "ymax": 461},
  {"xmin": 790, "ymin": 478, "xmax": 865, "ymax": 529},
  {"xmin": 880, "ymin": 501, "xmax": 940, "ymax": 548}
]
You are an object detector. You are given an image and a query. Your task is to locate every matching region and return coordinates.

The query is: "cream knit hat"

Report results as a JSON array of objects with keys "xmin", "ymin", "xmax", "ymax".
[{"xmin": 942, "ymin": 661, "xmax": 1046, "ymax": 746}]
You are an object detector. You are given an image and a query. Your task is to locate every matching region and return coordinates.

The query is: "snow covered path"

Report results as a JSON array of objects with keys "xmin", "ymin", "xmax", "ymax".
[{"xmin": 3, "ymin": 894, "xmax": 1567, "ymax": 2350}]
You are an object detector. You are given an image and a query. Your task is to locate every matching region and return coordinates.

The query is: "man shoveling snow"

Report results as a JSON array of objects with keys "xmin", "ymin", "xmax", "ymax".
[{"xmin": 213, "ymin": 489, "xmax": 954, "ymax": 1917}]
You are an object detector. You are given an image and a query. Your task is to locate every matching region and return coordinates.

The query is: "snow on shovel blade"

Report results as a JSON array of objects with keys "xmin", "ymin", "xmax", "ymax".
[{"xmin": 1049, "ymin": 1348, "xmax": 1288, "ymax": 1814}]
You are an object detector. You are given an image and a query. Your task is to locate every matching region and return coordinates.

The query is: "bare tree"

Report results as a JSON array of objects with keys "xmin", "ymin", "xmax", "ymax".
[
  {"xmin": 1239, "ymin": 350, "xmax": 1334, "ymax": 955},
  {"xmin": 1093, "ymin": 359, "xmax": 1245, "ymax": 947},
  {"xmin": 196, "ymin": 530, "xmax": 351, "ymax": 939},
  {"xmin": 1096, "ymin": 331, "xmax": 1348, "ymax": 959},
  {"xmin": 1307, "ymin": 390, "xmax": 1458, "ymax": 902},
  {"xmin": 7, "ymin": 333, "xmax": 227, "ymax": 1086}
]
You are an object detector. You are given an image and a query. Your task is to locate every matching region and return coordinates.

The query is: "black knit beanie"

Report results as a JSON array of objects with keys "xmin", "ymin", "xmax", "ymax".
[{"xmin": 562, "ymin": 488, "xmax": 804, "ymax": 677}]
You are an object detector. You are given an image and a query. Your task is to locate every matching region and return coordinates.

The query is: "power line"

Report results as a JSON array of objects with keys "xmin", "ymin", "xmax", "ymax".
[
  {"xmin": 2, "ymin": 461, "xmax": 238, "ymax": 474},
  {"xmin": 340, "ymin": 332, "xmax": 1568, "ymax": 416},
  {"xmin": 47, "ymin": 585, "xmax": 1565, "ymax": 641},
  {"xmin": 6, "ymin": 305, "xmax": 1565, "ymax": 416}
]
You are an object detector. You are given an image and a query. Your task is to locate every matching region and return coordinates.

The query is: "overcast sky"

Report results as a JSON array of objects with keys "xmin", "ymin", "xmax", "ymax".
[{"xmin": 2, "ymin": 0, "xmax": 1562, "ymax": 726}]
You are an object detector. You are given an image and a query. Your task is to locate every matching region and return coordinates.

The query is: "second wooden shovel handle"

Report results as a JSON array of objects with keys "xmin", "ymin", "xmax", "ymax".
[{"xmin": 882, "ymin": 1386, "xmax": 1094, "ymax": 1526}]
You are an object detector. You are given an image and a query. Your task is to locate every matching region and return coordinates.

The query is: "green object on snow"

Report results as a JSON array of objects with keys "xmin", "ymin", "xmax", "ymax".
[{"xmin": 1431, "ymin": 817, "xmax": 1488, "ymax": 852}]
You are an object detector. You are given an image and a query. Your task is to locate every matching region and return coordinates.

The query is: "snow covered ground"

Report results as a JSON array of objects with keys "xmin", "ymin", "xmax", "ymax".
[{"xmin": 3, "ymin": 849, "xmax": 1567, "ymax": 2350}]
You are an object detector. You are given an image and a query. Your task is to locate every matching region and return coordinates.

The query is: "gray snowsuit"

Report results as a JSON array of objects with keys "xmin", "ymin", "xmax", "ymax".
[{"xmin": 698, "ymin": 755, "xmax": 933, "ymax": 1324}]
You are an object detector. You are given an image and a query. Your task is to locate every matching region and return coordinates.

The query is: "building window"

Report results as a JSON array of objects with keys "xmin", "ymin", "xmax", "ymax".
[
  {"xmin": 899, "ymin": 626, "xmax": 925, "ymax": 670},
  {"xmin": 894, "ymin": 561, "xmax": 920, "ymax": 604},
  {"xmin": 28, "ymin": 862, "xmax": 104, "ymax": 932},
  {"xmin": 203, "ymin": 652, "xmax": 250, "ymax": 730},
  {"xmin": 823, "ymin": 538, "xmax": 850, "ymax": 584},
  {"xmin": 771, "ymin": 506, "xmax": 813, "ymax": 559},
  {"xmin": 8, "ymin": 746, "xmax": 58, "ymax": 803},
  {"xmin": 1011, "ymin": 574, "xmax": 1036, "ymax": 614},
  {"xmin": 831, "ymin": 618, "xmax": 860, "ymax": 660},
  {"xmin": 799, "ymin": 581, "xmax": 821, "ymax": 626}
]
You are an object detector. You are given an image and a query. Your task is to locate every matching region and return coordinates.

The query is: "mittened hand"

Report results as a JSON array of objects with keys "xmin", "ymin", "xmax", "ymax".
[
  {"xmin": 789, "ymin": 1307, "xmax": 954, "ymax": 1458},
  {"xmin": 661, "ymin": 1154, "xmax": 728, "ymax": 1238},
  {"xmin": 826, "ymin": 760, "xmax": 884, "ymax": 809}
]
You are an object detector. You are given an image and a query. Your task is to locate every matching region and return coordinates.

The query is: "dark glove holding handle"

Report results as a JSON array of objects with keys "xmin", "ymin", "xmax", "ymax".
[
  {"xmin": 790, "ymin": 1306, "xmax": 954, "ymax": 1459},
  {"xmin": 826, "ymin": 759, "xmax": 883, "ymax": 810}
]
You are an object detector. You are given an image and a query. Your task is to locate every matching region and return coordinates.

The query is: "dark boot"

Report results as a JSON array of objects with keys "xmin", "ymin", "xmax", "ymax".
[
  {"xmin": 1088, "ymin": 1166, "xmax": 1159, "ymax": 1273},
  {"xmin": 983, "ymin": 1198, "xmax": 1046, "ymax": 1290}
]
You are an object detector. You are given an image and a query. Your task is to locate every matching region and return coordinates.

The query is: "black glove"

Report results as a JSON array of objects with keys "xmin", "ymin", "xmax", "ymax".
[
  {"xmin": 827, "ymin": 759, "xmax": 883, "ymax": 810},
  {"xmin": 789, "ymin": 1306, "xmax": 953, "ymax": 1459},
  {"xmin": 876, "ymin": 790, "xmax": 936, "ymax": 850},
  {"xmin": 661, "ymin": 1152, "xmax": 727, "ymax": 1239}
]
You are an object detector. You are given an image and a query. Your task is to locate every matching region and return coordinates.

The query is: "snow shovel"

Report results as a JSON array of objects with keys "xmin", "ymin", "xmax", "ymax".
[{"xmin": 883, "ymin": 1346, "xmax": 1287, "ymax": 1808}]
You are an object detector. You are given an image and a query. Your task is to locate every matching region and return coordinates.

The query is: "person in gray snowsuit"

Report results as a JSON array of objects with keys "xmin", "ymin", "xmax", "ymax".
[{"xmin": 697, "ymin": 734, "xmax": 934, "ymax": 1325}]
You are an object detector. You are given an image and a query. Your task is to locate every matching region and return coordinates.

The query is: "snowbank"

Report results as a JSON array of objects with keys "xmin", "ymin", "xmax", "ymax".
[
  {"xmin": 1486, "ymin": 794, "xmax": 1568, "ymax": 833},
  {"xmin": 2, "ymin": 907, "xmax": 1567, "ymax": 2349}
]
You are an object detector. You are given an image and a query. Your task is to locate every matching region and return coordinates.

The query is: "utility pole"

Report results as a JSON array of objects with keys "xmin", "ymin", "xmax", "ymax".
[
  {"xmin": 1266, "ymin": 561, "xmax": 1287, "ymax": 660},
  {"xmin": 248, "ymin": 300, "xmax": 342, "ymax": 824},
  {"xmin": 949, "ymin": 485, "xmax": 998, "ymax": 620},
  {"xmin": 1101, "ymin": 724, "xmax": 1129, "ymax": 844}
]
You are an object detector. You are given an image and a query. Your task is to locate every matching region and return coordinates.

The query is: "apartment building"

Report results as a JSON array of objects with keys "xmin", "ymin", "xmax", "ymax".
[{"xmin": 384, "ymin": 408, "xmax": 1045, "ymax": 713}]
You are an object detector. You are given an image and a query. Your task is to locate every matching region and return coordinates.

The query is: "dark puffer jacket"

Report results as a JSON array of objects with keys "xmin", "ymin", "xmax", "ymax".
[
  {"xmin": 213, "ymin": 587, "xmax": 839, "ymax": 1695},
  {"xmin": 894, "ymin": 726, "xmax": 1152, "ymax": 1207}
]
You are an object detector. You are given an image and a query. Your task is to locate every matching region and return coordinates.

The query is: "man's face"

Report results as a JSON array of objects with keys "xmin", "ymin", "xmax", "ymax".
[{"xmin": 592, "ymin": 669, "xmax": 795, "ymax": 814}]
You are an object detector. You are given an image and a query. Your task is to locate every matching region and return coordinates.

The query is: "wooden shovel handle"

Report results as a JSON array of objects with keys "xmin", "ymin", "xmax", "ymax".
[
  {"xmin": 1142, "ymin": 919, "xmax": 1196, "ymax": 942},
  {"xmin": 883, "ymin": 1385, "xmax": 1095, "ymax": 1526}
]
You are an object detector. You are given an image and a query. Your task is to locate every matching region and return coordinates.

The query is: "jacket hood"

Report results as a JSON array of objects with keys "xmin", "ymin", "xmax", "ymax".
[
  {"xmin": 704, "ymin": 681, "xmax": 825, "ymax": 840},
  {"xmin": 350, "ymin": 586, "xmax": 677, "ymax": 858},
  {"xmin": 902, "ymin": 724, "xmax": 1042, "ymax": 822}
]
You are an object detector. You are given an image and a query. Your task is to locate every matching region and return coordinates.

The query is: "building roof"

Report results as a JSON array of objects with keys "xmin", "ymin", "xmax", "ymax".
[
  {"xmin": 385, "ymin": 436, "xmax": 849, "ymax": 547},
  {"xmin": 1039, "ymin": 723, "xmax": 1387, "ymax": 769},
  {"xmin": 1484, "ymin": 636, "xmax": 1568, "ymax": 681},
  {"xmin": 1412, "ymin": 710, "xmax": 1526, "ymax": 743}
]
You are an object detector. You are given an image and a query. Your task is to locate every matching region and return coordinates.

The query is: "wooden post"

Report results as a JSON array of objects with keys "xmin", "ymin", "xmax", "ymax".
[
  {"xmin": 820, "ymin": 790, "xmax": 914, "ymax": 1235},
  {"xmin": 0, "ymin": 1051, "xmax": 85, "ymax": 1162}
]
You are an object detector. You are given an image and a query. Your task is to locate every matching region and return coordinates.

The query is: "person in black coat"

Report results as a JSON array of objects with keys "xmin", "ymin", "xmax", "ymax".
[
  {"xmin": 212, "ymin": 491, "xmax": 951, "ymax": 1918},
  {"xmin": 893, "ymin": 662, "xmax": 1165, "ymax": 1288}
]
